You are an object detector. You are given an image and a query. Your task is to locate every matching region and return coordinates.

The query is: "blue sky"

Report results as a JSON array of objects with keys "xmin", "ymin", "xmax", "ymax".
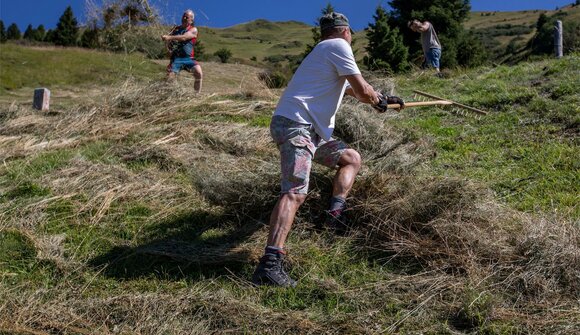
[{"xmin": 0, "ymin": 0, "xmax": 574, "ymax": 32}]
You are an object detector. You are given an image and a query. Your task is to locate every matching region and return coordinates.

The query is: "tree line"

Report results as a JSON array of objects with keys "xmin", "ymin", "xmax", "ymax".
[{"xmin": 1, "ymin": 6, "xmax": 79, "ymax": 46}]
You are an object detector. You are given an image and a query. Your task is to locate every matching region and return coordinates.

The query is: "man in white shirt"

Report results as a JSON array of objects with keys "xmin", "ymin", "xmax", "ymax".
[{"xmin": 252, "ymin": 12, "xmax": 405, "ymax": 287}]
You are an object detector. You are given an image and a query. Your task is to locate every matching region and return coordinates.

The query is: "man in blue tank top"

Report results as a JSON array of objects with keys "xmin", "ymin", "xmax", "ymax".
[{"xmin": 162, "ymin": 9, "xmax": 203, "ymax": 92}]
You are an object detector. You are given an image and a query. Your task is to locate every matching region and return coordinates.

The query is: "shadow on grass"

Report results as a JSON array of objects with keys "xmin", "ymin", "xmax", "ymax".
[
  {"xmin": 89, "ymin": 209, "xmax": 266, "ymax": 281},
  {"xmin": 88, "ymin": 167, "xmax": 425, "ymax": 282},
  {"xmin": 87, "ymin": 169, "xmax": 338, "ymax": 282}
]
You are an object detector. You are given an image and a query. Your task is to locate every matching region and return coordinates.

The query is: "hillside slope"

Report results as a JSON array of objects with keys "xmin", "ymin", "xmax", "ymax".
[
  {"xmin": 466, "ymin": 4, "xmax": 580, "ymax": 58},
  {"xmin": 0, "ymin": 46, "xmax": 578, "ymax": 334},
  {"xmin": 198, "ymin": 19, "xmax": 313, "ymax": 62}
]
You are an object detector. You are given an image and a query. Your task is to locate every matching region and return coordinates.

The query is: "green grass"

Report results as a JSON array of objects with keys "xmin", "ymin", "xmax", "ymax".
[
  {"xmin": 0, "ymin": 43, "xmax": 163, "ymax": 93},
  {"xmin": 0, "ymin": 230, "xmax": 61, "ymax": 287},
  {"xmin": 3, "ymin": 150, "xmax": 73, "ymax": 182},
  {"xmin": 79, "ymin": 140, "xmax": 121, "ymax": 165},
  {"xmin": 199, "ymin": 20, "xmax": 312, "ymax": 62},
  {"xmin": 2, "ymin": 181, "xmax": 50, "ymax": 200},
  {"xmin": 466, "ymin": 5, "xmax": 580, "ymax": 30},
  {"xmin": 394, "ymin": 54, "xmax": 579, "ymax": 217}
]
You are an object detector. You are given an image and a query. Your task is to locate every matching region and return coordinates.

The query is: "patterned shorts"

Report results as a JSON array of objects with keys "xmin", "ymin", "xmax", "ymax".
[{"xmin": 270, "ymin": 115, "xmax": 347, "ymax": 194}]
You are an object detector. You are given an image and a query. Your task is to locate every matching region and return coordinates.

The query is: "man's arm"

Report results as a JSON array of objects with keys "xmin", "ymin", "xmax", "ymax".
[
  {"xmin": 344, "ymin": 74, "xmax": 405, "ymax": 112},
  {"xmin": 162, "ymin": 27, "xmax": 197, "ymax": 42},
  {"xmin": 344, "ymin": 74, "xmax": 379, "ymax": 105}
]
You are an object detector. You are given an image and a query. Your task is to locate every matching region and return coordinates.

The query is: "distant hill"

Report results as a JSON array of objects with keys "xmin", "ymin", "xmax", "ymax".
[
  {"xmin": 197, "ymin": 19, "xmax": 313, "ymax": 64},
  {"xmin": 466, "ymin": 4, "xmax": 580, "ymax": 60}
]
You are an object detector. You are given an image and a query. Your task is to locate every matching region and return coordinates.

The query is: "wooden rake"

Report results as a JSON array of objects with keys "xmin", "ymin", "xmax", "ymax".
[{"xmin": 386, "ymin": 90, "xmax": 488, "ymax": 118}]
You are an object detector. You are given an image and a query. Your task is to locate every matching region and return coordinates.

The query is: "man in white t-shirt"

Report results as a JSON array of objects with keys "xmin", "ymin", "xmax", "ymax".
[{"xmin": 252, "ymin": 12, "xmax": 405, "ymax": 287}]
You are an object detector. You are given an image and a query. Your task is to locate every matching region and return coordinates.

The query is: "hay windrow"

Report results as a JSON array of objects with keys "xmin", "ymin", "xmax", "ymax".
[
  {"xmin": 0, "ymin": 286, "xmax": 324, "ymax": 335},
  {"xmin": 335, "ymin": 94, "xmax": 579, "ymax": 310}
]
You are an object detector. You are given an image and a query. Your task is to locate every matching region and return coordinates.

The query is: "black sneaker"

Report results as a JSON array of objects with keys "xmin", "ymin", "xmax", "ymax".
[
  {"xmin": 252, "ymin": 253, "xmax": 297, "ymax": 287},
  {"xmin": 324, "ymin": 209, "xmax": 349, "ymax": 235}
]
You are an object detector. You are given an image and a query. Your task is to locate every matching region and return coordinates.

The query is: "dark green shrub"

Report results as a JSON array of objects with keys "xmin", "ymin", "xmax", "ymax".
[
  {"xmin": 214, "ymin": 48, "xmax": 232, "ymax": 63},
  {"xmin": 258, "ymin": 70, "xmax": 288, "ymax": 88}
]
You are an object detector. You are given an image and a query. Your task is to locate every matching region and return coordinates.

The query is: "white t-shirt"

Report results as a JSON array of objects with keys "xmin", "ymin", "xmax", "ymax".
[{"xmin": 274, "ymin": 38, "xmax": 361, "ymax": 140}]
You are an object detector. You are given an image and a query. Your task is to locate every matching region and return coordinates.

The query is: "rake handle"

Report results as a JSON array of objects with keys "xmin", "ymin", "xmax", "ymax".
[
  {"xmin": 387, "ymin": 100, "xmax": 453, "ymax": 109},
  {"xmin": 413, "ymin": 90, "xmax": 488, "ymax": 115}
]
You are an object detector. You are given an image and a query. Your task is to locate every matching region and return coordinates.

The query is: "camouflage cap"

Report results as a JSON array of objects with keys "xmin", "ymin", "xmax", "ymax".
[{"xmin": 319, "ymin": 12, "xmax": 351, "ymax": 32}]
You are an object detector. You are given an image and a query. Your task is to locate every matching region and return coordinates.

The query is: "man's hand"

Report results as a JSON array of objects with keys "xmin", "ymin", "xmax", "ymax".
[{"xmin": 372, "ymin": 93, "xmax": 405, "ymax": 113}]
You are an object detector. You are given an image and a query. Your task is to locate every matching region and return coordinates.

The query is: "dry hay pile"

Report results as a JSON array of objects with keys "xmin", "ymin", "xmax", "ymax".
[
  {"xmin": 0, "ymin": 76, "xmax": 278, "ymax": 251},
  {"xmin": 0, "ymin": 286, "xmax": 322, "ymax": 334},
  {"xmin": 336, "ymin": 97, "xmax": 580, "ymax": 330}
]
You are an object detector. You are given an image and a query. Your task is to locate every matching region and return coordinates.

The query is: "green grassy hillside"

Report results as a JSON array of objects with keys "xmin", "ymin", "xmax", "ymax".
[
  {"xmin": 0, "ymin": 44, "xmax": 163, "ymax": 94},
  {"xmin": 466, "ymin": 4, "xmax": 580, "ymax": 29},
  {"xmin": 466, "ymin": 4, "xmax": 580, "ymax": 59},
  {"xmin": 198, "ymin": 19, "xmax": 312, "ymax": 63},
  {"xmin": 0, "ymin": 45, "xmax": 578, "ymax": 334}
]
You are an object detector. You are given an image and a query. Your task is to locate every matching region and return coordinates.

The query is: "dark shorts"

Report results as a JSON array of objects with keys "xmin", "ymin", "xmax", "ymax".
[
  {"xmin": 270, "ymin": 115, "xmax": 347, "ymax": 194},
  {"xmin": 167, "ymin": 57, "xmax": 199, "ymax": 73}
]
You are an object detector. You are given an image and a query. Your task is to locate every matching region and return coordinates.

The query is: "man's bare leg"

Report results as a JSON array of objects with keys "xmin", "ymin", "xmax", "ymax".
[
  {"xmin": 326, "ymin": 148, "xmax": 362, "ymax": 231},
  {"xmin": 266, "ymin": 193, "xmax": 307, "ymax": 248},
  {"xmin": 192, "ymin": 65, "xmax": 203, "ymax": 93},
  {"xmin": 252, "ymin": 192, "xmax": 305, "ymax": 287},
  {"xmin": 332, "ymin": 148, "xmax": 362, "ymax": 198}
]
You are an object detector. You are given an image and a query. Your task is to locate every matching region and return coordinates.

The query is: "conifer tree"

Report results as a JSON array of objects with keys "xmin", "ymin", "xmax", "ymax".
[
  {"xmin": 6, "ymin": 23, "xmax": 21, "ymax": 40},
  {"xmin": 536, "ymin": 13, "xmax": 548, "ymax": 31},
  {"xmin": 302, "ymin": 3, "xmax": 335, "ymax": 58},
  {"xmin": 194, "ymin": 40, "xmax": 206, "ymax": 61},
  {"xmin": 54, "ymin": 6, "xmax": 79, "ymax": 46},
  {"xmin": 80, "ymin": 27, "xmax": 101, "ymax": 49},
  {"xmin": 36, "ymin": 25, "xmax": 46, "ymax": 41},
  {"xmin": 365, "ymin": 6, "xmax": 409, "ymax": 73},
  {"xmin": 0, "ymin": 21, "xmax": 6, "ymax": 43},
  {"xmin": 23, "ymin": 24, "xmax": 36, "ymax": 40},
  {"xmin": 531, "ymin": 12, "xmax": 580, "ymax": 55},
  {"xmin": 44, "ymin": 29, "xmax": 55, "ymax": 43}
]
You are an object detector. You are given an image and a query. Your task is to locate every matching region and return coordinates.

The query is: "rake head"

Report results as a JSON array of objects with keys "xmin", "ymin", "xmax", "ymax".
[{"xmin": 411, "ymin": 90, "xmax": 488, "ymax": 119}]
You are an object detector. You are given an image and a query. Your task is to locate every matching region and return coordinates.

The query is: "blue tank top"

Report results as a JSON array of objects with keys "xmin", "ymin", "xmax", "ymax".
[{"xmin": 171, "ymin": 25, "xmax": 197, "ymax": 59}]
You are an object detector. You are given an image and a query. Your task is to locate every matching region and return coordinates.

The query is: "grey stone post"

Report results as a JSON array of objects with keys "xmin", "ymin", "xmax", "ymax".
[
  {"xmin": 33, "ymin": 88, "xmax": 51, "ymax": 110},
  {"xmin": 554, "ymin": 20, "xmax": 563, "ymax": 58}
]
